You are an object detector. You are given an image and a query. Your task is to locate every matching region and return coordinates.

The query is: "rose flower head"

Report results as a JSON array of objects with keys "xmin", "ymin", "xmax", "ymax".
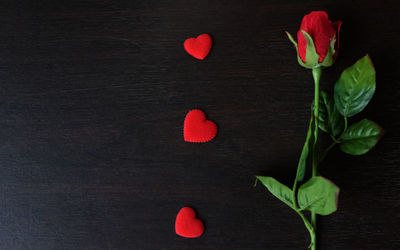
[{"xmin": 286, "ymin": 11, "xmax": 342, "ymax": 69}]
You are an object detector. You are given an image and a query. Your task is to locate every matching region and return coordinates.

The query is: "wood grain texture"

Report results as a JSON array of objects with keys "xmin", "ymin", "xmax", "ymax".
[{"xmin": 0, "ymin": 0, "xmax": 399, "ymax": 249}]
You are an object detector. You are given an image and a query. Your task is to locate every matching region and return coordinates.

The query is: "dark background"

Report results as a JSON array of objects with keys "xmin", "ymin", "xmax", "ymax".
[{"xmin": 1, "ymin": 0, "xmax": 399, "ymax": 249}]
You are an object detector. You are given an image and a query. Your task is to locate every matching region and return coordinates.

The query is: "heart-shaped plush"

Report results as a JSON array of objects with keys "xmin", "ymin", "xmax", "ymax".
[
  {"xmin": 184, "ymin": 109, "xmax": 217, "ymax": 143},
  {"xmin": 183, "ymin": 34, "xmax": 212, "ymax": 60},
  {"xmin": 175, "ymin": 207, "xmax": 204, "ymax": 238}
]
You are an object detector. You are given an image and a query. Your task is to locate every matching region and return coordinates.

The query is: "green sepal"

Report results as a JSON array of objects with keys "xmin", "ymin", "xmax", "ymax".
[
  {"xmin": 320, "ymin": 35, "xmax": 336, "ymax": 67},
  {"xmin": 297, "ymin": 176, "xmax": 340, "ymax": 215},
  {"xmin": 287, "ymin": 30, "xmax": 321, "ymax": 69},
  {"xmin": 293, "ymin": 30, "xmax": 320, "ymax": 69},
  {"xmin": 339, "ymin": 119, "xmax": 384, "ymax": 155},
  {"xmin": 301, "ymin": 30, "xmax": 320, "ymax": 68},
  {"xmin": 285, "ymin": 31, "xmax": 298, "ymax": 49},
  {"xmin": 255, "ymin": 176, "xmax": 294, "ymax": 209},
  {"xmin": 297, "ymin": 53, "xmax": 309, "ymax": 68}
]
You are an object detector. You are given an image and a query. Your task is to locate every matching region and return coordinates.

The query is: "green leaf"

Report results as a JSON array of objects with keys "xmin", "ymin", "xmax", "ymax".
[
  {"xmin": 256, "ymin": 176, "xmax": 294, "ymax": 209},
  {"xmin": 318, "ymin": 90, "xmax": 344, "ymax": 136},
  {"xmin": 339, "ymin": 119, "xmax": 384, "ymax": 155},
  {"xmin": 295, "ymin": 115, "xmax": 314, "ymax": 182},
  {"xmin": 297, "ymin": 176, "xmax": 340, "ymax": 215},
  {"xmin": 334, "ymin": 55, "xmax": 376, "ymax": 117}
]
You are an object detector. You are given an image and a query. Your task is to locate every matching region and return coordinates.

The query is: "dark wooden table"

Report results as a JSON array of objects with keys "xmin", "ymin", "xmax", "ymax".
[{"xmin": 1, "ymin": 1, "xmax": 399, "ymax": 249}]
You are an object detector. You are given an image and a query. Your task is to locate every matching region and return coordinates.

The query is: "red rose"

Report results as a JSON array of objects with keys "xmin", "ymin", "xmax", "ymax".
[{"xmin": 286, "ymin": 11, "xmax": 342, "ymax": 68}]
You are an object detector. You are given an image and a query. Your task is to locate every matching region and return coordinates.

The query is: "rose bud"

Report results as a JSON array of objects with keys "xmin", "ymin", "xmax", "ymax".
[{"xmin": 286, "ymin": 11, "xmax": 342, "ymax": 69}]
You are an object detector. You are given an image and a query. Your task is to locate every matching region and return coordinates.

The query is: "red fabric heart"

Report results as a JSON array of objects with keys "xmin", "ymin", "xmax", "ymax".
[
  {"xmin": 184, "ymin": 109, "xmax": 217, "ymax": 143},
  {"xmin": 175, "ymin": 207, "xmax": 204, "ymax": 238},
  {"xmin": 183, "ymin": 34, "xmax": 212, "ymax": 60}
]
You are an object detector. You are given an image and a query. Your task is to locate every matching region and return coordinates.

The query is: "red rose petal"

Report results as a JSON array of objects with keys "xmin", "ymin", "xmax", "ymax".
[{"xmin": 332, "ymin": 21, "xmax": 343, "ymax": 59}]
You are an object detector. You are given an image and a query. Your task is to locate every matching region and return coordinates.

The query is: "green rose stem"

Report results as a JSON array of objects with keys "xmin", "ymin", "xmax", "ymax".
[
  {"xmin": 291, "ymin": 66, "xmax": 322, "ymax": 250},
  {"xmin": 292, "ymin": 182, "xmax": 316, "ymax": 250},
  {"xmin": 310, "ymin": 65, "xmax": 322, "ymax": 250},
  {"xmin": 312, "ymin": 66, "xmax": 322, "ymax": 176},
  {"xmin": 291, "ymin": 118, "xmax": 316, "ymax": 249}
]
